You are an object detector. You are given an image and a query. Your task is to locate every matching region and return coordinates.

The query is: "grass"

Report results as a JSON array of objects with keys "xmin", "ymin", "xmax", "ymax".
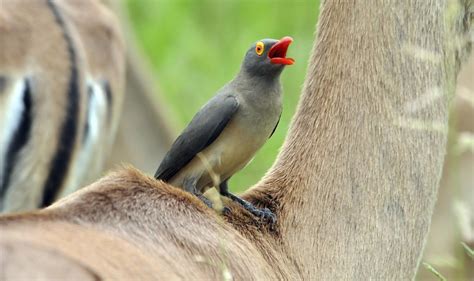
[
  {"xmin": 126, "ymin": 0, "xmax": 320, "ymax": 192},
  {"xmin": 422, "ymin": 262, "xmax": 447, "ymax": 281},
  {"xmin": 461, "ymin": 242, "xmax": 473, "ymax": 259}
]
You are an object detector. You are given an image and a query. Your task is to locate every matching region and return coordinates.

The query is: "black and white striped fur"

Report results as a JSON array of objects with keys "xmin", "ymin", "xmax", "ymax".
[{"xmin": 0, "ymin": 0, "xmax": 125, "ymax": 212}]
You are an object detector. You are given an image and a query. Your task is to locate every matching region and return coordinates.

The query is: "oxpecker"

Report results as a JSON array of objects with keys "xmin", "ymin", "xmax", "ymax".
[{"xmin": 155, "ymin": 37, "xmax": 294, "ymax": 222}]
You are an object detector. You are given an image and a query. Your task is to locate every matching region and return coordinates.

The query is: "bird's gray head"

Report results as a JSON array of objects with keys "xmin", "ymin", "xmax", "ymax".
[{"xmin": 241, "ymin": 36, "xmax": 295, "ymax": 78}]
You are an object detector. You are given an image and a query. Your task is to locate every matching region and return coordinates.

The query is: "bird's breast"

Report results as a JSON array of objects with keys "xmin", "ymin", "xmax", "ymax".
[
  {"xmin": 171, "ymin": 91, "xmax": 282, "ymax": 192},
  {"xmin": 198, "ymin": 100, "xmax": 281, "ymax": 186}
]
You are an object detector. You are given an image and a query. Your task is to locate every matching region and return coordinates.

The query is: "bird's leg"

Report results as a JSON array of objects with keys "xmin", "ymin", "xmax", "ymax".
[
  {"xmin": 219, "ymin": 179, "xmax": 276, "ymax": 224},
  {"xmin": 183, "ymin": 177, "xmax": 212, "ymax": 208},
  {"xmin": 195, "ymin": 193, "xmax": 213, "ymax": 209}
]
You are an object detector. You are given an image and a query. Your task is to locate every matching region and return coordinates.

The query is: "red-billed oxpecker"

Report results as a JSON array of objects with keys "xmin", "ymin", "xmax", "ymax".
[{"xmin": 155, "ymin": 37, "xmax": 294, "ymax": 223}]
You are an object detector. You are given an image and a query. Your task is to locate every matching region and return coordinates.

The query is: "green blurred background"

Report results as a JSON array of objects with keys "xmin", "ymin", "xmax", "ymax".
[{"xmin": 126, "ymin": 0, "xmax": 320, "ymax": 192}]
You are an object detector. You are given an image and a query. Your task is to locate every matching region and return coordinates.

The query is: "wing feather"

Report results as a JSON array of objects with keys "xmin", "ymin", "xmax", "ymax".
[
  {"xmin": 269, "ymin": 112, "xmax": 281, "ymax": 138},
  {"xmin": 154, "ymin": 95, "xmax": 239, "ymax": 181}
]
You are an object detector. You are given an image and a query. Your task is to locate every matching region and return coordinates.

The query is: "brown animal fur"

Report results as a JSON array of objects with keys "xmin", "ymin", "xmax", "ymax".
[
  {"xmin": 1, "ymin": 168, "xmax": 299, "ymax": 280},
  {"xmin": 0, "ymin": 0, "xmax": 125, "ymax": 212},
  {"xmin": 0, "ymin": 0, "xmax": 472, "ymax": 280}
]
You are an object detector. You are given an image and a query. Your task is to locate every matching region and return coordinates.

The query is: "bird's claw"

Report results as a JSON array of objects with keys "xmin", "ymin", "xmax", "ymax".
[
  {"xmin": 252, "ymin": 207, "xmax": 277, "ymax": 225},
  {"xmin": 195, "ymin": 193, "xmax": 233, "ymax": 216},
  {"xmin": 246, "ymin": 205, "xmax": 277, "ymax": 231},
  {"xmin": 222, "ymin": 206, "xmax": 231, "ymax": 215},
  {"xmin": 221, "ymin": 191, "xmax": 277, "ymax": 227},
  {"xmin": 195, "ymin": 193, "xmax": 213, "ymax": 208}
]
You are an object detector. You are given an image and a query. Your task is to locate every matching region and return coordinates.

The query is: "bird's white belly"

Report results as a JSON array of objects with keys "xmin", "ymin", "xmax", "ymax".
[
  {"xmin": 200, "ymin": 119, "xmax": 269, "ymax": 189},
  {"xmin": 170, "ymin": 116, "xmax": 274, "ymax": 192}
]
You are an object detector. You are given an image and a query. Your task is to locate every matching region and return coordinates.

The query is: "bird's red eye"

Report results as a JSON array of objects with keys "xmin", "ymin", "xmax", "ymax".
[{"xmin": 255, "ymin": 42, "xmax": 264, "ymax": 56}]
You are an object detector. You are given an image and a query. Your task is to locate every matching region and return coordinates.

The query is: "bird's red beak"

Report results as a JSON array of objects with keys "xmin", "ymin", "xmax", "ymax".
[{"xmin": 268, "ymin": 36, "xmax": 295, "ymax": 65}]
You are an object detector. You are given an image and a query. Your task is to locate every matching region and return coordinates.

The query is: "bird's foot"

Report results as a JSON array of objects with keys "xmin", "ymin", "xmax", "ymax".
[
  {"xmin": 194, "ymin": 193, "xmax": 213, "ymax": 208},
  {"xmin": 221, "ymin": 206, "xmax": 231, "ymax": 215},
  {"xmin": 221, "ymin": 192, "xmax": 276, "ymax": 225},
  {"xmin": 194, "ymin": 192, "xmax": 231, "ymax": 215}
]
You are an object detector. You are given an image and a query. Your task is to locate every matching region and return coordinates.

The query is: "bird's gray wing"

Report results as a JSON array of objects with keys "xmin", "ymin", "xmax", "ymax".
[{"xmin": 155, "ymin": 95, "xmax": 239, "ymax": 181}]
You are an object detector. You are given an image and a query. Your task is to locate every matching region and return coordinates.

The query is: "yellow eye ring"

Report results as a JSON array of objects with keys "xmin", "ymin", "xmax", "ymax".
[{"xmin": 255, "ymin": 41, "xmax": 264, "ymax": 56}]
